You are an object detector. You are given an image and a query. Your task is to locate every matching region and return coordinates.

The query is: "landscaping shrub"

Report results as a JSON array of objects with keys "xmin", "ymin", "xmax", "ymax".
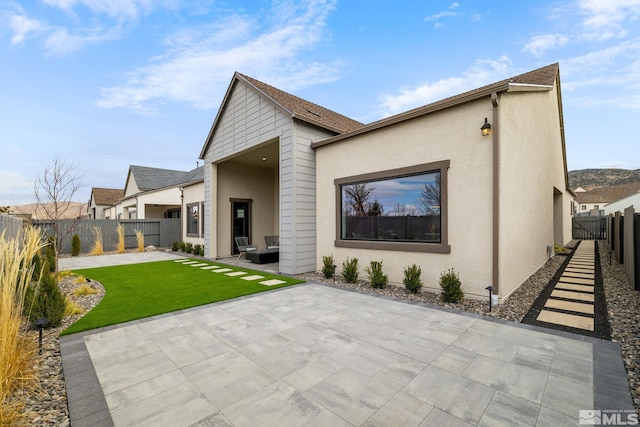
[
  {"xmin": 171, "ymin": 241, "xmax": 180, "ymax": 251},
  {"xmin": 90, "ymin": 227, "xmax": 104, "ymax": 256},
  {"xmin": 45, "ymin": 235, "xmax": 56, "ymax": 272},
  {"xmin": 116, "ymin": 224, "xmax": 125, "ymax": 254},
  {"xmin": 366, "ymin": 260, "xmax": 388, "ymax": 289},
  {"xmin": 439, "ymin": 268, "xmax": 464, "ymax": 303},
  {"xmin": 194, "ymin": 244, "xmax": 203, "ymax": 256},
  {"xmin": 64, "ymin": 299, "xmax": 85, "ymax": 316},
  {"xmin": 135, "ymin": 229, "xmax": 144, "ymax": 252},
  {"xmin": 321, "ymin": 254, "xmax": 336, "ymax": 279},
  {"xmin": 0, "ymin": 227, "xmax": 42, "ymax": 425},
  {"xmin": 403, "ymin": 264, "xmax": 423, "ymax": 294},
  {"xmin": 185, "ymin": 242, "xmax": 193, "ymax": 254},
  {"xmin": 341, "ymin": 257, "xmax": 359, "ymax": 283},
  {"xmin": 71, "ymin": 233, "xmax": 81, "ymax": 256},
  {"xmin": 179, "ymin": 241, "xmax": 186, "ymax": 252},
  {"xmin": 28, "ymin": 261, "xmax": 67, "ymax": 327},
  {"xmin": 73, "ymin": 284, "xmax": 98, "ymax": 297}
]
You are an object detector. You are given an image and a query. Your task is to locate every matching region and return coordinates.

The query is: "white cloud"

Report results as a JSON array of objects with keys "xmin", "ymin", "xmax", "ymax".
[
  {"xmin": 9, "ymin": 13, "xmax": 43, "ymax": 45},
  {"xmin": 97, "ymin": 0, "xmax": 339, "ymax": 111},
  {"xmin": 579, "ymin": 0, "xmax": 640, "ymax": 31},
  {"xmin": 377, "ymin": 56, "xmax": 514, "ymax": 118},
  {"xmin": 523, "ymin": 33, "xmax": 570, "ymax": 57},
  {"xmin": 41, "ymin": 0, "xmax": 156, "ymax": 19}
]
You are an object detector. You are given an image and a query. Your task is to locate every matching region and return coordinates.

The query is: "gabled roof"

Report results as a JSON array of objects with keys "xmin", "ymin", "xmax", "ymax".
[
  {"xmin": 124, "ymin": 165, "xmax": 204, "ymax": 198},
  {"xmin": 199, "ymin": 72, "xmax": 365, "ymax": 158},
  {"xmin": 311, "ymin": 63, "xmax": 560, "ymax": 148},
  {"xmin": 575, "ymin": 182, "xmax": 640, "ymax": 204},
  {"xmin": 91, "ymin": 187, "xmax": 124, "ymax": 205}
]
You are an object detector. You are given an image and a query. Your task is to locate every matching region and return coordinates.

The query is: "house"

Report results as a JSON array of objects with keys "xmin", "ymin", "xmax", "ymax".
[
  {"xmin": 200, "ymin": 63, "xmax": 573, "ymax": 301},
  {"xmin": 199, "ymin": 72, "xmax": 363, "ymax": 272},
  {"xmin": 87, "ymin": 188, "xmax": 124, "ymax": 219},
  {"xmin": 574, "ymin": 182, "xmax": 640, "ymax": 216},
  {"xmin": 99, "ymin": 165, "xmax": 204, "ymax": 247},
  {"xmin": 603, "ymin": 184, "xmax": 640, "ymax": 215}
]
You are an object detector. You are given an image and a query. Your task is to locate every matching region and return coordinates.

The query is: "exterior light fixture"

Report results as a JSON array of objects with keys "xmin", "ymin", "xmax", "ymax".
[
  {"xmin": 485, "ymin": 286, "xmax": 495, "ymax": 312},
  {"xmin": 481, "ymin": 118, "xmax": 492, "ymax": 137},
  {"xmin": 34, "ymin": 317, "xmax": 50, "ymax": 354},
  {"xmin": 261, "ymin": 157, "xmax": 267, "ymax": 161}
]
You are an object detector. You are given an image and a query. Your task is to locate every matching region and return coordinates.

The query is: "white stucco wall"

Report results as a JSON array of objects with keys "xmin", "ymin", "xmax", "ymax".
[
  {"xmin": 497, "ymin": 82, "xmax": 570, "ymax": 298},
  {"xmin": 315, "ymin": 100, "xmax": 496, "ymax": 298}
]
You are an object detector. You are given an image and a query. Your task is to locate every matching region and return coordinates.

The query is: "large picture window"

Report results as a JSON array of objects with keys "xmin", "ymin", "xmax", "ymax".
[{"xmin": 335, "ymin": 160, "xmax": 450, "ymax": 253}]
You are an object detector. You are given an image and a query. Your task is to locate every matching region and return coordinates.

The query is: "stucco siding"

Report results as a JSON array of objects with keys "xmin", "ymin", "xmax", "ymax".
[
  {"xmin": 315, "ymin": 101, "xmax": 496, "ymax": 298},
  {"xmin": 497, "ymin": 82, "xmax": 569, "ymax": 298}
]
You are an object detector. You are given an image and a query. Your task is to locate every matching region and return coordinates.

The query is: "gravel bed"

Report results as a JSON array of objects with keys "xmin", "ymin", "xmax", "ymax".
[{"xmin": 18, "ymin": 241, "xmax": 639, "ymax": 423}]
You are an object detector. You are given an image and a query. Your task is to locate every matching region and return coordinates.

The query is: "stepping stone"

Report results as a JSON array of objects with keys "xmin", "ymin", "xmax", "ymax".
[
  {"xmin": 544, "ymin": 299, "xmax": 594, "ymax": 315},
  {"xmin": 212, "ymin": 268, "xmax": 232, "ymax": 273},
  {"xmin": 564, "ymin": 267, "xmax": 594, "ymax": 273},
  {"xmin": 225, "ymin": 271, "xmax": 247, "ymax": 277},
  {"xmin": 558, "ymin": 277, "xmax": 594, "ymax": 285},
  {"xmin": 241, "ymin": 275, "xmax": 265, "ymax": 281},
  {"xmin": 555, "ymin": 283, "xmax": 594, "ymax": 293},
  {"xmin": 173, "ymin": 259, "xmax": 189, "ymax": 262},
  {"xmin": 260, "ymin": 279, "xmax": 286, "ymax": 286},
  {"xmin": 190, "ymin": 263, "xmax": 209, "ymax": 267},
  {"xmin": 562, "ymin": 272, "xmax": 595, "ymax": 279},
  {"xmin": 537, "ymin": 310, "xmax": 594, "ymax": 331},
  {"xmin": 200, "ymin": 265, "xmax": 218, "ymax": 270},
  {"xmin": 181, "ymin": 261, "xmax": 199, "ymax": 265},
  {"xmin": 550, "ymin": 290, "xmax": 595, "ymax": 302}
]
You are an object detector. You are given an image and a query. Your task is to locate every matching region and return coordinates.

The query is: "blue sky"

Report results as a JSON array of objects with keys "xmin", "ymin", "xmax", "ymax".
[{"xmin": 1, "ymin": 0, "xmax": 639, "ymax": 205}]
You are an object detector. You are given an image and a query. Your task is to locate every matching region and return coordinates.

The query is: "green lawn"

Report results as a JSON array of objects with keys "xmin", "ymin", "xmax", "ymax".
[{"xmin": 61, "ymin": 259, "xmax": 304, "ymax": 335}]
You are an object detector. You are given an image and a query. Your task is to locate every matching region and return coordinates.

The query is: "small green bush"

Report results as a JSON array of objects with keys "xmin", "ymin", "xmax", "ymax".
[
  {"xmin": 366, "ymin": 260, "xmax": 388, "ymax": 289},
  {"xmin": 341, "ymin": 257, "xmax": 359, "ymax": 283},
  {"xmin": 28, "ymin": 262, "xmax": 66, "ymax": 327},
  {"xmin": 45, "ymin": 235, "xmax": 56, "ymax": 272},
  {"xmin": 403, "ymin": 264, "xmax": 423, "ymax": 294},
  {"xmin": 321, "ymin": 254, "xmax": 336, "ymax": 279},
  {"xmin": 184, "ymin": 242, "xmax": 193, "ymax": 254},
  {"xmin": 194, "ymin": 244, "xmax": 203, "ymax": 256},
  {"xmin": 71, "ymin": 233, "xmax": 81, "ymax": 256},
  {"xmin": 179, "ymin": 241, "xmax": 186, "ymax": 252},
  {"xmin": 171, "ymin": 241, "xmax": 180, "ymax": 251},
  {"xmin": 439, "ymin": 268, "xmax": 464, "ymax": 303}
]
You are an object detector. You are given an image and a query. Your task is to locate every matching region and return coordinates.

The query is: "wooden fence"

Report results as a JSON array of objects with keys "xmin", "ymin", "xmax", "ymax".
[
  {"xmin": 32, "ymin": 219, "xmax": 181, "ymax": 255},
  {"xmin": 0, "ymin": 214, "xmax": 24, "ymax": 241},
  {"xmin": 605, "ymin": 207, "xmax": 640, "ymax": 291}
]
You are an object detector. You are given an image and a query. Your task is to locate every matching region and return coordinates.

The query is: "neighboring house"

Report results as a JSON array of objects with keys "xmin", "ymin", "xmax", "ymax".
[
  {"xmin": 574, "ymin": 182, "xmax": 640, "ymax": 215},
  {"xmin": 603, "ymin": 186, "xmax": 640, "ymax": 215},
  {"xmin": 87, "ymin": 188, "xmax": 124, "ymax": 219},
  {"xmin": 199, "ymin": 72, "xmax": 363, "ymax": 272},
  {"xmin": 200, "ymin": 63, "xmax": 573, "ymax": 300},
  {"xmin": 113, "ymin": 165, "xmax": 203, "ymax": 220}
]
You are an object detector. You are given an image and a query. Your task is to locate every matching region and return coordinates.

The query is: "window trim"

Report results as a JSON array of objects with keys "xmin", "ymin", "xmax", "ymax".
[
  {"xmin": 186, "ymin": 202, "xmax": 199, "ymax": 237},
  {"xmin": 334, "ymin": 160, "xmax": 450, "ymax": 254}
]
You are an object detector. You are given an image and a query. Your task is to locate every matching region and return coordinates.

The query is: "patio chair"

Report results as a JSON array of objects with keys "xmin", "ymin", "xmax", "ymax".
[
  {"xmin": 235, "ymin": 236, "xmax": 258, "ymax": 259},
  {"xmin": 264, "ymin": 235, "xmax": 279, "ymax": 250}
]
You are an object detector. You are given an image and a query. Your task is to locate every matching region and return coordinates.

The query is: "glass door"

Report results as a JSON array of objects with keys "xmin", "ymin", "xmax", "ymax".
[{"xmin": 232, "ymin": 200, "xmax": 251, "ymax": 255}]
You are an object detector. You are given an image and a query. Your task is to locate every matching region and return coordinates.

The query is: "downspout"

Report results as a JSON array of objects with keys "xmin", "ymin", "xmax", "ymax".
[
  {"xmin": 491, "ymin": 92, "xmax": 500, "ymax": 296},
  {"xmin": 179, "ymin": 187, "xmax": 184, "ymax": 242}
]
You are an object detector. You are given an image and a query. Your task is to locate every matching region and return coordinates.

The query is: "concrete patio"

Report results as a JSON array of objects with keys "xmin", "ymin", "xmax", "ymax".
[{"xmin": 59, "ymin": 253, "xmax": 634, "ymax": 426}]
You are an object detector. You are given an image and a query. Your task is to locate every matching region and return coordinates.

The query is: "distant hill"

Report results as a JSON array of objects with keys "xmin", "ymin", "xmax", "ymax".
[
  {"xmin": 6, "ymin": 202, "xmax": 88, "ymax": 220},
  {"xmin": 568, "ymin": 169, "xmax": 640, "ymax": 190}
]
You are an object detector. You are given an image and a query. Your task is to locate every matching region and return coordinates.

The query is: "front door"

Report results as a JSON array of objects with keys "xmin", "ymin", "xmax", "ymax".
[{"xmin": 232, "ymin": 200, "xmax": 251, "ymax": 255}]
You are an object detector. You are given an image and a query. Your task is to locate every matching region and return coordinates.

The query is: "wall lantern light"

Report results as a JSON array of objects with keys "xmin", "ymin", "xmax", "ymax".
[{"xmin": 481, "ymin": 118, "xmax": 492, "ymax": 137}]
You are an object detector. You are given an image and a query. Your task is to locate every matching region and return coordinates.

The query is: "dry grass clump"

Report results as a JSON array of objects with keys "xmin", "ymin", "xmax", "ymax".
[
  {"xmin": 73, "ymin": 284, "xmax": 98, "ymax": 297},
  {"xmin": 64, "ymin": 299, "xmax": 85, "ymax": 316},
  {"xmin": 0, "ymin": 227, "xmax": 44, "ymax": 425},
  {"xmin": 135, "ymin": 229, "xmax": 144, "ymax": 252},
  {"xmin": 116, "ymin": 223, "xmax": 125, "ymax": 254},
  {"xmin": 90, "ymin": 226, "xmax": 104, "ymax": 255}
]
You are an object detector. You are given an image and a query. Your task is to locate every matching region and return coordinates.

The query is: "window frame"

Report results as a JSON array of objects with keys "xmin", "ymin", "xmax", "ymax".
[
  {"xmin": 186, "ymin": 202, "xmax": 199, "ymax": 237},
  {"xmin": 334, "ymin": 160, "xmax": 450, "ymax": 254}
]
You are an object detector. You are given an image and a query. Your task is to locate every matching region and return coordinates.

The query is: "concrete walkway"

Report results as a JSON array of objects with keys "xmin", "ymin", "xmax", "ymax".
[{"xmin": 60, "ymin": 255, "xmax": 635, "ymax": 426}]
